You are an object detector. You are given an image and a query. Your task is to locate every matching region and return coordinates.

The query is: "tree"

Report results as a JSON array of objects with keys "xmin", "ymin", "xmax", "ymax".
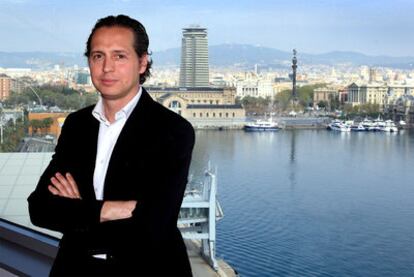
[
  {"xmin": 30, "ymin": 119, "xmax": 43, "ymax": 135},
  {"xmin": 274, "ymin": 90, "xmax": 291, "ymax": 111},
  {"xmin": 240, "ymin": 96, "xmax": 271, "ymax": 115},
  {"xmin": 275, "ymin": 84, "xmax": 327, "ymax": 112},
  {"xmin": 329, "ymin": 94, "xmax": 340, "ymax": 111},
  {"xmin": 317, "ymin": 100, "xmax": 327, "ymax": 109},
  {"xmin": 42, "ymin": 117, "xmax": 54, "ymax": 134},
  {"xmin": 4, "ymin": 85, "xmax": 98, "ymax": 110},
  {"xmin": 0, "ymin": 117, "xmax": 27, "ymax": 152}
]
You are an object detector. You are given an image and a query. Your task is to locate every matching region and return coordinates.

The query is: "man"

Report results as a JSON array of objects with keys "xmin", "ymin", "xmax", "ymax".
[{"xmin": 27, "ymin": 15, "xmax": 195, "ymax": 276}]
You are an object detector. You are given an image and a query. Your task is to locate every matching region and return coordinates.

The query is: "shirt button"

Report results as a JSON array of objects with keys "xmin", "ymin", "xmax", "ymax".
[{"xmin": 100, "ymin": 160, "xmax": 104, "ymax": 164}]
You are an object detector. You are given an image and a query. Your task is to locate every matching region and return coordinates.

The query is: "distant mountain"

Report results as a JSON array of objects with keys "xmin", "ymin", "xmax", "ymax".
[
  {"xmin": 151, "ymin": 44, "xmax": 291, "ymax": 67},
  {"xmin": 1, "ymin": 45, "xmax": 413, "ymax": 69},
  {"xmin": 301, "ymin": 51, "xmax": 414, "ymax": 68},
  {"xmin": 0, "ymin": 52, "xmax": 86, "ymax": 69},
  {"xmin": 152, "ymin": 44, "xmax": 414, "ymax": 69}
]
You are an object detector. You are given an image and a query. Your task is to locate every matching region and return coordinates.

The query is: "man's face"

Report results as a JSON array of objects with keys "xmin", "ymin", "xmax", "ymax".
[{"xmin": 88, "ymin": 26, "xmax": 147, "ymax": 101}]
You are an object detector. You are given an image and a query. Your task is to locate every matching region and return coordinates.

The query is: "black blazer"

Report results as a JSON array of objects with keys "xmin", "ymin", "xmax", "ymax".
[{"xmin": 27, "ymin": 88, "xmax": 195, "ymax": 276}]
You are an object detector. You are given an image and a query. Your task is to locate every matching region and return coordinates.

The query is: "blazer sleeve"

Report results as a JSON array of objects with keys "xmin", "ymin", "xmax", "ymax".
[
  {"xmin": 131, "ymin": 121, "xmax": 195, "ymax": 247},
  {"xmin": 27, "ymin": 113, "xmax": 104, "ymax": 234}
]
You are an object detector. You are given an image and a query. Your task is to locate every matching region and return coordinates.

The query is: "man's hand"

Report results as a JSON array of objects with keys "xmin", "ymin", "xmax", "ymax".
[
  {"xmin": 48, "ymin": 172, "xmax": 136, "ymax": 222},
  {"xmin": 100, "ymin": 200, "xmax": 137, "ymax": 222},
  {"xmin": 48, "ymin": 172, "xmax": 81, "ymax": 199}
]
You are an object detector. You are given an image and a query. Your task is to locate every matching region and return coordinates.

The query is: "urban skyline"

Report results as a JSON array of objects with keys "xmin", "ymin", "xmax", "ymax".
[{"xmin": 0, "ymin": 0, "xmax": 413, "ymax": 56}]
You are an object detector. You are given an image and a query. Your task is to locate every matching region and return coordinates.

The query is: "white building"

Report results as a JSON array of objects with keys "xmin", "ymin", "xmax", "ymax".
[{"xmin": 236, "ymin": 79, "xmax": 274, "ymax": 98}]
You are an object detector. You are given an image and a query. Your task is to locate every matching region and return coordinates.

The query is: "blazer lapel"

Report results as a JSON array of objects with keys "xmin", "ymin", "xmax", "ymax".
[
  {"xmin": 80, "ymin": 111, "xmax": 100, "ymax": 200},
  {"xmin": 103, "ymin": 89, "xmax": 154, "ymax": 198}
]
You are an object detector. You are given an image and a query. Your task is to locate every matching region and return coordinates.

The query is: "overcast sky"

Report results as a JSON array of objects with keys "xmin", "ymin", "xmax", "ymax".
[{"xmin": 0, "ymin": 0, "xmax": 413, "ymax": 56}]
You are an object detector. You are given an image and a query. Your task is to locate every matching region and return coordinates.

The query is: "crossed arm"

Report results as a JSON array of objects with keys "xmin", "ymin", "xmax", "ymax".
[{"xmin": 48, "ymin": 172, "xmax": 136, "ymax": 223}]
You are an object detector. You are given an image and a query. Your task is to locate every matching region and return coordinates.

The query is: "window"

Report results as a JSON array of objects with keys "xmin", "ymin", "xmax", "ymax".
[{"xmin": 168, "ymin": 100, "xmax": 182, "ymax": 114}]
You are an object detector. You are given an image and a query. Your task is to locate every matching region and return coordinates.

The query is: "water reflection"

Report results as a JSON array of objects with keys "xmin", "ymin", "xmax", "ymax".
[
  {"xmin": 289, "ymin": 130, "xmax": 297, "ymax": 189},
  {"xmin": 191, "ymin": 129, "xmax": 414, "ymax": 277}
]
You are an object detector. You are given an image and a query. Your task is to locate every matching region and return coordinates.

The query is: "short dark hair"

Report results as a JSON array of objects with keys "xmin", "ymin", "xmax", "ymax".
[{"xmin": 84, "ymin": 14, "xmax": 152, "ymax": 84}]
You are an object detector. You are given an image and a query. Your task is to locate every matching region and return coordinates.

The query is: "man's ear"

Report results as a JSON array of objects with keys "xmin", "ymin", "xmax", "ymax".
[{"xmin": 139, "ymin": 54, "xmax": 148, "ymax": 74}]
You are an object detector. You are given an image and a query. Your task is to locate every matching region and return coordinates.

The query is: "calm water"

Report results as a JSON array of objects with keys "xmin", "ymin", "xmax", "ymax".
[{"xmin": 190, "ymin": 129, "xmax": 414, "ymax": 277}]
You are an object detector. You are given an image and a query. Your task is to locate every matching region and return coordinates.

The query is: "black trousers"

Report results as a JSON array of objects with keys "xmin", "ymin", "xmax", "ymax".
[{"xmin": 49, "ymin": 250, "xmax": 193, "ymax": 276}]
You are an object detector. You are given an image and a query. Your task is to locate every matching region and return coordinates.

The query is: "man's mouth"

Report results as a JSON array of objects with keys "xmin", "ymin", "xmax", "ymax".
[{"xmin": 101, "ymin": 79, "xmax": 117, "ymax": 86}]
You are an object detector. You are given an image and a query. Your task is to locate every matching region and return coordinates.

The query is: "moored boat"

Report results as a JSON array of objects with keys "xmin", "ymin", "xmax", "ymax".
[
  {"xmin": 382, "ymin": 120, "xmax": 398, "ymax": 132},
  {"xmin": 350, "ymin": 122, "xmax": 366, "ymax": 132},
  {"xmin": 244, "ymin": 119, "xmax": 281, "ymax": 131},
  {"xmin": 327, "ymin": 120, "xmax": 351, "ymax": 132}
]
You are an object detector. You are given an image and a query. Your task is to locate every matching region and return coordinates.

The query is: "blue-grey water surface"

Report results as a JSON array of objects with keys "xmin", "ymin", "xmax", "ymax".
[{"xmin": 190, "ymin": 129, "xmax": 414, "ymax": 277}]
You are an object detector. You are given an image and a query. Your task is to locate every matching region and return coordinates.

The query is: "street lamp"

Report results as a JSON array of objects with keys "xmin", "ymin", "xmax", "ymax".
[{"xmin": 12, "ymin": 78, "xmax": 43, "ymax": 106}]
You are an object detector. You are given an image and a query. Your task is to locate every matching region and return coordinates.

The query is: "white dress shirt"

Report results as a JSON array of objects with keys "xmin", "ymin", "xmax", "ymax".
[{"xmin": 91, "ymin": 88, "xmax": 142, "ymax": 200}]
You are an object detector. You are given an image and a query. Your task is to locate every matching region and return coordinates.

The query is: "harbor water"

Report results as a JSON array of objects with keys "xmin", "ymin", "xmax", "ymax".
[{"xmin": 190, "ymin": 129, "xmax": 414, "ymax": 276}]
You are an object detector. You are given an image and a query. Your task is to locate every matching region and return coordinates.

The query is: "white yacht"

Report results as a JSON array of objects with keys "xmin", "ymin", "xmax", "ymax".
[
  {"xmin": 372, "ymin": 117, "xmax": 386, "ymax": 132},
  {"xmin": 244, "ymin": 119, "xmax": 281, "ymax": 131},
  {"xmin": 362, "ymin": 118, "xmax": 375, "ymax": 131},
  {"xmin": 350, "ymin": 122, "xmax": 366, "ymax": 132},
  {"xmin": 327, "ymin": 120, "xmax": 351, "ymax": 132},
  {"xmin": 382, "ymin": 120, "xmax": 398, "ymax": 132}
]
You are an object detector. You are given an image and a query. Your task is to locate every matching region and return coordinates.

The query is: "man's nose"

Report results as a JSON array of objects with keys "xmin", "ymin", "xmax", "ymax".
[{"xmin": 103, "ymin": 57, "xmax": 115, "ymax": 72}]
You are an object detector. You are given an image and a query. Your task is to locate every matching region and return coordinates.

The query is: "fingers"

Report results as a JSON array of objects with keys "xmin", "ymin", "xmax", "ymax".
[
  {"xmin": 100, "ymin": 201, "xmax": 138, "ymax": 222},
  {"xmin": 48, "ymin": 172, "xmax": 81, "ymax": 199},
  {"xmin": 50, "ymin": 173, "xmax": 72, "ymax": 197},
  {"xmin": 48, "ymin": 185, "xmax": 60, "ymax": 196},
  {"xmin": 127, "ymin": 200, "xmax": 137, "ymax": 212},
  {"xmin": 66, "ymin": 173, "xmax": 81, "ymax": 199}
]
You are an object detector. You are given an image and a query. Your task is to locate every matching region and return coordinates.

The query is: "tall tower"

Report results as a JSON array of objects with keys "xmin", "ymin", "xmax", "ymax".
[
  {"xmin": 179, "ymin": 25, "xmax": 209, "ymax": 88},
  {"xmin": 291, "ymin": 49, "xmax": 298, "ymax": 102}
]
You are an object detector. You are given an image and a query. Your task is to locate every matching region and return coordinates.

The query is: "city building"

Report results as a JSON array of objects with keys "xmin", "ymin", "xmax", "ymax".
[
  {"xmin": 347, "ymin": 83, "xmax": 414, "ymax": 110},
  {"xmin": 10, "ymin": 76, "xmax": 37, "ymax": 94},
  {"xmin": 313, "ymin": 87, "xmax": 338, "ymax": 107},
  {"xmin": 236, "ymin": 79, "xmax": 274, "ymax": 99},
  {"xmin": 390, "ymin": 95, "xmax": 414, "ymax": 126},
  {"xmin": 347, "ymin": 83, "xmax": 388, "ymax": 108},
  {"xmin": 147, "ymin": 87, "xmax": 245, "ymax": 128},
  {"xmin": 369, "ymin": 68, "xmax": 378, "ymax": 83},
  {"xmin": 179, "ymin": 26, "xmax": 209, "ymax": 87},
  {"xmin": 75, "ymin": 71, "xmax": 91, "ymax": 85},
  {"xmin": 0, "ymin": 74, "xmax": 11, "ymax": 101},
  {"xmin": 386, "ymin": 85, "xmax": 414, "ymax": 105}
]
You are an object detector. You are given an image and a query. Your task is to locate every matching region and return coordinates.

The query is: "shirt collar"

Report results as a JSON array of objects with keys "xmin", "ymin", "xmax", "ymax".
[{"xmin": 92, "ymin": 87, "xmax": 142, "ymax": 125}]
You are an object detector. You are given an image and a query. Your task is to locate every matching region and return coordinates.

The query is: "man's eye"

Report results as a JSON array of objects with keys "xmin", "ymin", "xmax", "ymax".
[
  {"xmin": 115, "ymin": 54, "xmax": 126, "ymax": 60},
  {"xmin": 92, "ymin": 54, "xmax": 103, "ymax": 61}
]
